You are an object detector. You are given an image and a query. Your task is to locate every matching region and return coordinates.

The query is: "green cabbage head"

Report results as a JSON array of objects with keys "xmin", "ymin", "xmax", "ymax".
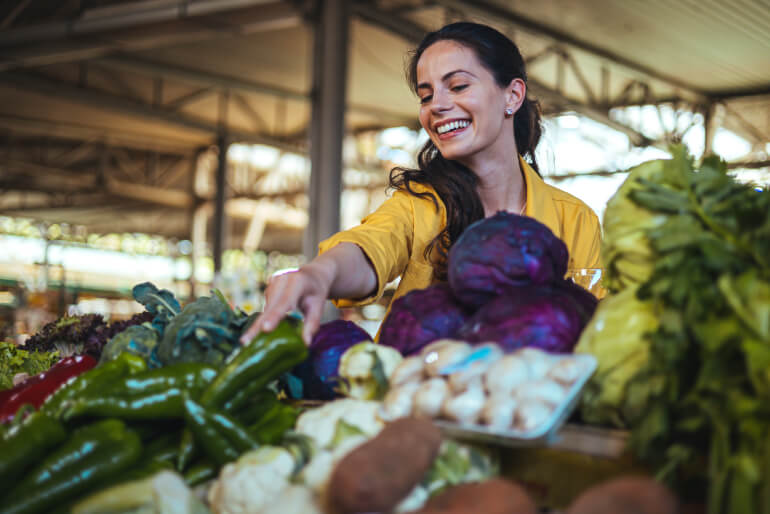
[
  {"xmin": 574, "ymin": 286, "xmax": 660, "ymax": 428},
  {"xmin": 602, "ymin": 159, "xmax": 668, "ymax": 293}
]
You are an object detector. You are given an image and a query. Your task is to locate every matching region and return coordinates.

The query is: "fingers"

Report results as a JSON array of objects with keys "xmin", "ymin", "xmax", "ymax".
[{"xmin": 300, "ymin": 296, "xmax": 325, "ymax": 346}]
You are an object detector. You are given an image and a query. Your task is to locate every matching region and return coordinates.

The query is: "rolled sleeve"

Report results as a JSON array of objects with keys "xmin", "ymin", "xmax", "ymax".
[{"xmin": 318, "ymin": 190, "xmax": 415, "ymax": 307}]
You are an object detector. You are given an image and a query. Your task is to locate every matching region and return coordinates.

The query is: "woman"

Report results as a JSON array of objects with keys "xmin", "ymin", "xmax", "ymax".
[{"xmin": 242, "ymin": 22, "xmax": 602, "ymax": 345}]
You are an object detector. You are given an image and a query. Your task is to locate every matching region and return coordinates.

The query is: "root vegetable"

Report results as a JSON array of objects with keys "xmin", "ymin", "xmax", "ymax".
[
  {"xmin": 422, "ymin": 340, "xmax": 471, "ymax": 377},
  {"xmin": 514, "ymin": 379, "xmax": 566, "ymax": 407},
  {"xmin": 390, "ymin": 356, "xmax": 425, "ymax": 387},
  {"xmin": 328, "ymin": 417, "xmax": 442, "ymax": 514},
  {"xmin": 567, "ymin": 476, "xmax": 679, "ymax": 514},
  {"xmin": 513, "ymin": 399, "xmax": 553, "ymax": 433},
  {"xmin": 381, "ymin": 381, "xmax": 421, "ymax": 421},
  {"xmin": 419, "ymin": 478, "xmax": 537, "ymax": 514}
]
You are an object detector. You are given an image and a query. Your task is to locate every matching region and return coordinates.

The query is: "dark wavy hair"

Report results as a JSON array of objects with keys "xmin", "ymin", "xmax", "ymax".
[{"xmin": 390, "ymin": 22, "xmax": 543, "ymax": 280}]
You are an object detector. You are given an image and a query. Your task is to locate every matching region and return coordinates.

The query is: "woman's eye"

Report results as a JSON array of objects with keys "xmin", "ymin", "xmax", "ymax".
[
  {"xmin": 419, "ymin": 95, "xmax": 433, "ymax": 104},
  {"xmin": 452, "ymin": 84, "xmax": 468, "ymax": 92}
]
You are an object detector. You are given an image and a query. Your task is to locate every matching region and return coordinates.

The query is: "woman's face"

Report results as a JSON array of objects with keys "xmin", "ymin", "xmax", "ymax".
[{"xmin": 416, "ymin": 40, "xmax": 518, "ymax": 166}]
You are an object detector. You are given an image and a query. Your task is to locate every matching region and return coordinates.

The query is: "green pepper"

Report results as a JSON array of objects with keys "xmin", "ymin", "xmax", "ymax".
[
  {"xmin": 0, "ymin": 411, "xmax": 68, "ymax": 496},
  {"xmin": 101, "ymin": 363, "xmax": 217, "ymax": 397},
  {"xmin": 176, "ymin": 427, "xmax": 197, "ymax": 472},
  {"xmin": 141, "ymin": 430, "xmax": 181, "ymax": 467},
  {"xmin": 183, "ymin": 460, "xmax": 217, "ymax": 486},
  {"xmin": 183, "ymin": 397, "xmax": 239, "ymax": 466},
  {"xmin": 63, "ymin": 387, "xmax": 190, "ymax": 420},
  {"xmin": 42, "ymin": 352, "xmax": 147, "ymax": 418},
  {"xmin": 62, "ymin": 363, "xmax": 217, "ymax": 421},
  {"xmin": 2, "ymin": 418, "xmax": 142, "ymax": 514},
  {"xmin": 230, "ymin": 390, "xmax": 280, "ymax": 425},
  {"xmin": 222, "ymin": 380, "xmax": 273, "ymax": 415},
  {"xmin": 248, "ymin": 402, "xmax": 301, "ymax": 445},
  {"xmin": 209, "ymin": 409, "xmax": 260, "ymax": 453},
  {"xmin": 200, "ymin": 317, "xmax": 308, "ymax": 409}
]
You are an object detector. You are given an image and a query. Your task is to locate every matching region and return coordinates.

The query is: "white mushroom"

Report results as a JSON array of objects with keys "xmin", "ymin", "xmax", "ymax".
[
  {"xmin": 389, "ymin": 356, "xmax": 425, "ymax": 387},
  {"xmin": 380, "ymin": 381, "xmax": 421, "ymax": 421},
  {"xmin": 413, "ymin": 377, "xmax": 450, "ymax": 418},
  {"xmin": 513, "ymin": 399, "xmax": 554, "ymax": 433},
  {"xmin": 547, "ymin": 357, "xmax": 588, "ymax": 386},
  {"xmin": 484, "ymin": 354, "xmax": 530, "ymax": 395},
  {"xmin": 447, "ymin": 342, "xmax": 504, "ymax": 393},
  {"xmin": 441, "ymin": 379, "xmax": 486, "ymax": 425},
  {"xmin": 514, "ymin": 379, "xmax": 567, "ymax": 407},
  {"xmin": 481, "ymin": 394, "xmax": 518, "ymax": 430},
  {"xmin": 515, "ymin": 347, "xmax": 558, "ymax": 379},
  {"xmin": 422, "ymin": 340, "xmax": 472, "ymax": 377}
]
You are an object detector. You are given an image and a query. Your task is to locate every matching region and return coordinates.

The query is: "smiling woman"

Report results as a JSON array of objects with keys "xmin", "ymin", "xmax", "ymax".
[{"xmin": 241, "ymin": 22, "xmax": 602, "ymax": 346}]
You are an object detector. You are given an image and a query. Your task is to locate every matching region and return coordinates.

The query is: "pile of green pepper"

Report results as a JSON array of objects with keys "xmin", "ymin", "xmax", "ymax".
[{"xmin": 0, "ymin": 318, "xmax": 308, "ymax": 513}]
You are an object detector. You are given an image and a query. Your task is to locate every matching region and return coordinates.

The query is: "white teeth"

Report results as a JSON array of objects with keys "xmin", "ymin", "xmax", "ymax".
[{"xmin": 437, "ymin": 120, "xmax": 469, "ymax": 134}]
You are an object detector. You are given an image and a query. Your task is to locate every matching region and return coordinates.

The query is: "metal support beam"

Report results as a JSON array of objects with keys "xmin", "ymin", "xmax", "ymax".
[
  {"xmin": 0, "ymin": 1, "xmax": 302, "ymax": 71},
  {"xmin": 213, "ymin": 135, "xmax": 229, "ymax": 273},
  {"xmin": 0, "ymin": 71, "xmax": 304, "ymax": 152},
  {"xmin": 433, "ymin": 0, "xmax": 706, "ymax": 100},
  {"xmin": 304, "ymin": 0, "xmax": 350, "ymax": 259}
]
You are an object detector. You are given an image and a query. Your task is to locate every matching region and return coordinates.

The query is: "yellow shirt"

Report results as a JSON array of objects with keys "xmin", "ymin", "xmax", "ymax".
[{"xmin": 319, "ymin": 156, "xmax": 602, "ymax": 309}]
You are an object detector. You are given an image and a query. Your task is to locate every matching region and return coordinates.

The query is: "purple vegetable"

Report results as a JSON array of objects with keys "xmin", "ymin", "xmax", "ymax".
[
  {"xmin": 293, "ymin": 320, "xmax": 372, "ymax": 400},
  {"xmin": 379, "ymin": 284, "xmax": 471, "ymax": 356},
  {"xmin": 448, "ymin": 212, "xmax": 569, "ymax": 308},
  {"xmin": 456, "ymin": 284, "xmax": 589, "ymax": 353}
]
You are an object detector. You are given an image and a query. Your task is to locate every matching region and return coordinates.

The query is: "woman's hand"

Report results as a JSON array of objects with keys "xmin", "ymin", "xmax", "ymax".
[
  {"xmin": 240, "ymin": 263, "xmax": 333, "ymax": 346},
  {"xmin": 240, "ymin": 243, "xmax": 378, "ymax": 346}
]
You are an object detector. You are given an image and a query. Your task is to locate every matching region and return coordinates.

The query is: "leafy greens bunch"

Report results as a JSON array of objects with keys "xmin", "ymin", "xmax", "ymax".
[{"xmin": 616, "ymin": 146, "xmax": 770, "ymax": 514}]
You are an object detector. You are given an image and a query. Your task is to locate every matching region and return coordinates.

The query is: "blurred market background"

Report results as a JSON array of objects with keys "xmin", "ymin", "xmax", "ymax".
[{"xmin": 1, "ymin": 0, "xmax": 768, "ymax": 341}]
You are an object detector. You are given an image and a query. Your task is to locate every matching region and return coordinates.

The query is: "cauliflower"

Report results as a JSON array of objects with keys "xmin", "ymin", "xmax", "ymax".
[
  {"xmin": 208, "ymin": 446, "xmax": 295, "ymax": 514},
  {"xmin": 338, "ymin": 342, "xmax": 403, "ymax": 400},
  {"xmin": 259, "ymin": 485, "xmax": 323, "ymax": 514},
  {"xmin": 295, "ymin": 398, "xmax": 384, "ymax": 448}
]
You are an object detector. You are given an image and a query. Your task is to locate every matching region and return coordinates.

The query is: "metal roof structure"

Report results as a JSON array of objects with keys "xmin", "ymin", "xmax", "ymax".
[{"xmin": 1, "ymin": 0, "xmax": 768, "ymax": 258}]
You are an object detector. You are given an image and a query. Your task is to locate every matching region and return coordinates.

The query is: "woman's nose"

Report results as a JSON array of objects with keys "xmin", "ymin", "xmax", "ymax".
[{"xmin": 430, "ymin": 89, "xmax": 452, "ymax": 112}]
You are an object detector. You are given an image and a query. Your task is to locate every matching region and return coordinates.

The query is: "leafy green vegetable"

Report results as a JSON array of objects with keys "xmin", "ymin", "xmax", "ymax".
[
  {"xmin": 575, "ymin": 286, "xmax": 661, "ymax": 427},
  {"xmin": 602, "ymin": 145, "xmax": 770, "ymax": 513},
  {"xmin": 132, "ymin": 282, "xmax": 181, "ymax": 335},
  {"xmin": 154, "ymin": 290, "xmax": 249, "ymax": 368},
  {"xmin": 99, "ymin": 324, "xmax": 161, "ymax": 367},
  {"xmin": 0, "ymin": 341, "xmax": 59, "ymax": 390}
]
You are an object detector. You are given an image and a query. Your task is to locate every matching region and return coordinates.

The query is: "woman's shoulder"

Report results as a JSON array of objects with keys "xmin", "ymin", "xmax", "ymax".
[{"xmin": 542, "ymin": 182, "xmax": 599, "ymax": 223}]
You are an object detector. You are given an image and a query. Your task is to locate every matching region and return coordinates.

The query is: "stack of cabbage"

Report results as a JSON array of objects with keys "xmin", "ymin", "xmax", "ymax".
[
  {"xmin": 379, "ymin": 212, "xmax": 598, "ymax": 356},
  {"xmin": 575, "ymin": 145, "xmax": 770, "ymax": 514}
]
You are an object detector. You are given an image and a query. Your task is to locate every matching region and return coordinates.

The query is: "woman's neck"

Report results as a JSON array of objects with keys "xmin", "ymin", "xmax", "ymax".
[{"xmin": 465, "ymin": 151, "xmax": 526, "ymax": 217}]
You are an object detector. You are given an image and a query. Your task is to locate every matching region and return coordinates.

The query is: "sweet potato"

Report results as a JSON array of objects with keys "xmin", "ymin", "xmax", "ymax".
[
  {"xmin": 419, "ymin": 478, "xmax": 537, "ymax": 514},
  {"xmin": 328, "ymin": 417, "xmax": 442, "ymax": 513},
  {"xmin": 567, "ymin": 475, "xmax": 679, "ymax": 514}
]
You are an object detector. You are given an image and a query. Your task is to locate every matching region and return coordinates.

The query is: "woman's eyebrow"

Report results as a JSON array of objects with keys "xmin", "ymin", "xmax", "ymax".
[{"xmin": 417, "ymin": 69, "xmax": 475, "ymax": 90}]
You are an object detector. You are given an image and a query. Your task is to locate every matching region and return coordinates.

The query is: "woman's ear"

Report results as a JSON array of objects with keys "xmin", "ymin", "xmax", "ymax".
[{"xmin": 505, "ymin": 78, "xmax": 526, "ymax": 115}]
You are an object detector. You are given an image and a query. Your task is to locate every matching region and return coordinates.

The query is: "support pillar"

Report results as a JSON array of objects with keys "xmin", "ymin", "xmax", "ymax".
[
  {"xmin": 213, "ymin": 134, "xmax": 229, "ymax": 273},
  {"xmin": 304, "ymin": 0, "xmax": 350, "ymax": 260}
]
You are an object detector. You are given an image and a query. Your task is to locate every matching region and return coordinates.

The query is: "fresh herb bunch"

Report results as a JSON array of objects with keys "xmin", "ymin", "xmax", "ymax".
[
  {"xmin": 623, "ymin": 146, "xmax": 770, "ymax": 514},
  {"xmin": 0, "ymin": 341, "xmax": 59, "ymax": 390}
]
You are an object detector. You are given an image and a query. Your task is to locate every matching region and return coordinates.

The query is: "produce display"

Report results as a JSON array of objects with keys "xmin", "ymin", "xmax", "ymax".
[{"xmin": 5, "ymin": 147, "xmax": 762, "ymax": 513}]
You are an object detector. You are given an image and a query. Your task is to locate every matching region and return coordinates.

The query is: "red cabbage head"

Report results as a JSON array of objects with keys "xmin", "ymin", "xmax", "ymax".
[
  {"xmin": 456, "ymin": 283, "xmax": 591, "ymax": 353},
  {"xmin": 448, "ymin": 212, "xmax": 569, "ymax": 308},
  {"xmin": 379, "ymin": 283, "xmax": 471, "ymax": 356}
]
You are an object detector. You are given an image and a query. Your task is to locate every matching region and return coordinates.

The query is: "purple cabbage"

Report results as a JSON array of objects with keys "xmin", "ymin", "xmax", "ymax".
[
  {"xmin": 291, "ymin": 319, "xmax": 372, "ymax": 400},
  {"xmin": 456, "ymin": 283, "xmax": 591, "ymax": 353},
  {"xmin": 379, "ymin": 283, "xmax": 471, "ymax": 356},
  {"xmin": 448, "ymin": 212, "xmax": 569, "ymax": 308}
]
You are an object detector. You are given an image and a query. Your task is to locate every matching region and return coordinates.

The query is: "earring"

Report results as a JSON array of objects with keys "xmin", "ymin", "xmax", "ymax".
[{"xmin": 505, "ymin": 108, "xmax": 514, "ymax": 116}]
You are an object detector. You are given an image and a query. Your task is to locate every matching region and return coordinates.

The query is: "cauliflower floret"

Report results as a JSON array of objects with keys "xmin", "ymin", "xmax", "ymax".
[
  {"xmin": 299, "ymin": 450, "xmax": 335, "ymax": 493},
  {"xmin": 295, "ymin": 399, "xmax": 383, "ymax": 448},
  {"xmin": 338, "ymin": 342, "xmax": 403, "ymax": 400},
  {"xmin": 259, "ymin": 485, "xmax": 323, "ymax": 514},
  {"xmin": 208, "ymin": 447, "xmax": 295, "ymax": 514}
]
